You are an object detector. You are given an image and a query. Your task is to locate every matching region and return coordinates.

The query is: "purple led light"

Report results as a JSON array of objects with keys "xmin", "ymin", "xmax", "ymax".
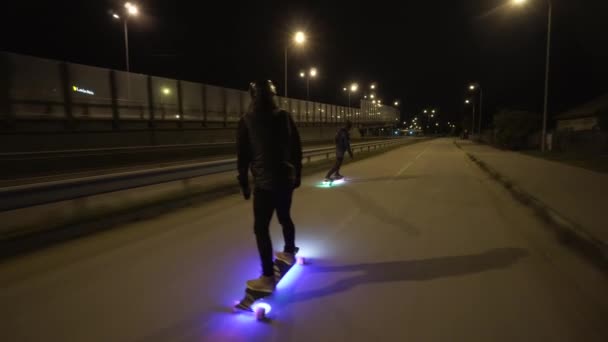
[{"xmin": 251, "ymin": 302, "xmax": 272, "ymax": 315}]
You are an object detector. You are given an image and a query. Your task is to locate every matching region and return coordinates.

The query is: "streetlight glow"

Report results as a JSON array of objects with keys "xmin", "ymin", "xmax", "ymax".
[
  {"xmin": 371, "ymin": 84, "xmax": 376, "ymax": 89},
  {"xmin": 394, "ymin": 101, "xmax": 399, "ymax": 106},
  {"xmin": 350, "ymin": 83, "xmax": 358, "ymax": 92},
  {"xmin": 300, "ymin": 72, "xmax": 305, "ymax": 78},
  {"xmin": 513, "ymin": 0, "xmax": 527, "ymax": 5},
  {"xmin": 113, "ymin": 13, "xmax": 120, "ymax": 19},
  {"xmin": 424, "ymin": 110, "xmax": 428, "ymax": 113},
  {"xmin": 162, "ymin": 87, "xmax": 171, "ymax": 95},
  {"xmin": 310, "ymin": 67, "xmax": 317, "ymax": 77},
  {"xmin": 465, "ymin": 99, "xmax": 471, "ymax": 104},
  {"xmin": 125, "ymin": 2, "xmax": 139, "ymax": 16},
  {"xmin": 294, "ymin": 31, "xmax": 306, "ymax": 44},
  {"xmin": 469, "ymin": 84, "xmax": 476, "ymax": 91}
]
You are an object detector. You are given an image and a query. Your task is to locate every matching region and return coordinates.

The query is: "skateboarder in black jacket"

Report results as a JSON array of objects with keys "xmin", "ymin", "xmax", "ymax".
[
  {"xmin": 237, "ymin": 80, "xmax": 302, "ymax": 293},
  {"xmin": 324, "ymin": 120, "xmax": 354, "ymax": 182}
]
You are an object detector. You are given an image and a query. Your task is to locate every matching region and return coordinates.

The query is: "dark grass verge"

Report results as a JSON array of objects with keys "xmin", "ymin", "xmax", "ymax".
[
  {"xmin": 0, "ymin": 139, "xmax": 428, "ymax": 260},
  {"xmin": 460, "ymin": 144, "xmax": 608, "ymax": 271},
  {"xmin": 522, "ymin": 151, "xmax": 608, "ymax": 174}
]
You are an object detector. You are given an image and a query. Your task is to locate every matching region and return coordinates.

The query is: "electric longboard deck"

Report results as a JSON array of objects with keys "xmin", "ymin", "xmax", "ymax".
[{"xmin": 233, "ymin": 248, "xmax": 304, "ymax": 320}]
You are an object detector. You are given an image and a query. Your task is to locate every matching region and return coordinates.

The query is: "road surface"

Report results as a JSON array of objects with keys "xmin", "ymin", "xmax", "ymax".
[{"xmin": 1, "ymin": 138, "xmax": 607, "ymax": 341}]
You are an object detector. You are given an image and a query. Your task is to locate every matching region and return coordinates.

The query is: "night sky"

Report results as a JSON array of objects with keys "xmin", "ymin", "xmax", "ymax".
[{"xmin": 2, "ymin": 0, "xmax": 607, "ymax": 126}]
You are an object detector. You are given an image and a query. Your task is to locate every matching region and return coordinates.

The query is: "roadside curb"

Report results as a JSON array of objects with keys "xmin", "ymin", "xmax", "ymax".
[{"xmin": 454, "ymin": 140, "xmax": 608, "ymax": 266}]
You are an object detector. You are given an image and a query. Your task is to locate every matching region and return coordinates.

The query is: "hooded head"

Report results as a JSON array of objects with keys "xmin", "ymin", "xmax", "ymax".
[{"xmin": 249, "ymin": 80, "xmax": 278, "ymax": 113}]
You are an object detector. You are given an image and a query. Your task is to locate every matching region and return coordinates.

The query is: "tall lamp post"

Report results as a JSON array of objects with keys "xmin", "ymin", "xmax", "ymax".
[
  {"xmin": 512, "ymin": 0, "xmax": 553, "ymax": 152},
  {"xmin": 465, "ymin": 99, "xmax": 475, "ymax": 135},
  {"xmin": 343, "ymin": 83, "xmax": 359, "ymax": 118},
  {"xmin": 469, "ymin": 83, "xmax": 483, "ymax": 135},
  {"xmin": 299, "ymin": 67, "xmax": 317, "ymax": 101},
  {"xmin": 111, "ymin": 2, "xmax": 139, "ymax": 73},
  {"xmin": 284, "ymin": 31, "xmax": 306, "ymax": 97}
]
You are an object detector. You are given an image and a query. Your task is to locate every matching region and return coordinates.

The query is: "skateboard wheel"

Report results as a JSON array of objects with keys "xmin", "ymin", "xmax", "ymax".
[
  {"xmin": 297, "ymin": 256, "xmax": 305, "ymax": 265},
  {"xmin": 255, "ymin": 307, "xmax": 266, "ymax": 320}
]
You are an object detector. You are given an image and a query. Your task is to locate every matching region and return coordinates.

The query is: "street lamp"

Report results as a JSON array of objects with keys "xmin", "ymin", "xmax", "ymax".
[
  {"xmin": 394, "ymin": 101, "xmax": 399, "ymax": 106},
  {"xmin": 300, "ymin": 67, "xmax": 317, "ymax": 101},
  {"xmin": 465, "ymin": 98, "xmax": 476, "ymax": 134},
  {"xmin": 370, "ymin": 83, "xmax": 376, "ymax": 90},
  {"xmin": 469, "ymin": 82, "xmax": 483, "ymax": 135},
  {"xmin": 125, "ymin": 2, "xmax": 138, "ymax": 15},
  {"xmin": 512, "ymin": 0, "xmax": 552, "ymax": 152},
  {"xmin": 284, "ymin": 30, "xmax": 306, "ymax": 97},
  {"xmin": 111, "ymin": 2, "xmax": 139, "ymax": 73}
]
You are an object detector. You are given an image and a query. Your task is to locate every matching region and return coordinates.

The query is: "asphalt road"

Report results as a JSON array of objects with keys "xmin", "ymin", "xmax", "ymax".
[{"xmin": 1, "ymin": 138, "xmax": 607, "ymax": 341}]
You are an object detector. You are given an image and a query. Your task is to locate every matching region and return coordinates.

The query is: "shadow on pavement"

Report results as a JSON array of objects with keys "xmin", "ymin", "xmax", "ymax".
[{"xmin": 288, "ymin": 247, "xmax": 528, "ymax": 304}]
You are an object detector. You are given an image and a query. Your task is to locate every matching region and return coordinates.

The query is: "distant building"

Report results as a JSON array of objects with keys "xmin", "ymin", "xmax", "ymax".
[{"xmin": 555, "ymin": 93, "xmax": 608, "ymax": 131}]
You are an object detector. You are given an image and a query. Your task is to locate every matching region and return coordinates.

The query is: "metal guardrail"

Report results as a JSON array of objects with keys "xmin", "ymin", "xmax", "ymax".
[
  {"xmin": 0, "ymin": 137, "xmax": 387, "ymax": 159},
  {"xmin": 0, "ymin": 138, "xmax": 414, "ymax": 211}
]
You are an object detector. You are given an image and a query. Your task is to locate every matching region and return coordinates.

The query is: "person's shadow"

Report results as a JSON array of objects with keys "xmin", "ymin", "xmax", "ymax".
[{"xmin": 287, "ymin": 247, "xmax": 528, "ymax": 304}]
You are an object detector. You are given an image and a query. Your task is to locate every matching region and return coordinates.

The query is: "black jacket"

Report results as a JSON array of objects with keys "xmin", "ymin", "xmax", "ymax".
[
  {"xmin": 237, "ymin": 109, "xmax": 302, "ymax": 190},
  {"xmin": 335, "ymin": 127, "xmax": 352, "ymax": 158}
]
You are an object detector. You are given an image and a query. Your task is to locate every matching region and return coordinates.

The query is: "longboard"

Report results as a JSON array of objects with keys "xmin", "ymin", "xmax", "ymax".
[
  {"xmin": 323, "ymin": 175, "xmax": 346, "ymax": 186},
  {"xmin": 233, "ymin": 248, "xmax": 304, "ymax": 320}
]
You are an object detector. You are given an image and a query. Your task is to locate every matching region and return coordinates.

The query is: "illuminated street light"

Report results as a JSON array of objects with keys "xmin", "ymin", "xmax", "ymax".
[
  {"xmin": 465, "ymin": 99, "xmax": 471, "ymax": 104},
  {"xmin": 432, "ymin": 109, "xmax": 436, "ymax": 114},
  {"xmin": 294, "ymin": 31, "xmax": 306, "ymax": 44},
  {"xmin": 162, "ymin": 87, "xmax": 171, "ymax": 95},
  {"xmin": 127, "ymin": 5, "xmax": 138, "ymax": 15},
  {"xmin": 394, "ymin": 101, "xmax": 399, "ymax": 106},
  {"xmin": 111, "ymin": 2, "xmax": 142, "ymax": 79},
  {"xmin": 370, "ymin": 84, "xmax": 376, "ymax": 90},
  {"xmin": 424, "ymin": 109, "xmax": 428, "ymax": 114},
  {"xmin": 350, "ymin": 83, "xmax": 358, "ymax": 92},
  {"xmin": 469, "ymin": 82, "xmax": 483, "ymax": 135},
  {"xmin": 511, "ymin": 0, "xmax": 552, "ymax": 152},
  {"xmin": 370, "ymin": 94, "xmax": 375, "ymax": 99},
  {"xmin": 284, "ymin": 31, "xmax": 307, "ymax": 97},
  {"xmin": 300, "ymin": 67, "xmax": 317, "ymax": 101}
]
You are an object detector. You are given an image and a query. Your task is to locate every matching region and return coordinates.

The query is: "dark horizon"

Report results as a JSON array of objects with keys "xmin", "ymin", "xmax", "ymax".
[{"xmin": 2, "ymin": 0, "xmax": 607, "ymax": 126}]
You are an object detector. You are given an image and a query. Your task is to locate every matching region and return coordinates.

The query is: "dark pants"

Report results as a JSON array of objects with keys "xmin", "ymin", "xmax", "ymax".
[
  {"xmin": 253, "ymin": 187, "xmax": 296, "ymax": 276},
  {"xmin": 325, "ymin": 157, "xmax": 344, "ymax": 179}
]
